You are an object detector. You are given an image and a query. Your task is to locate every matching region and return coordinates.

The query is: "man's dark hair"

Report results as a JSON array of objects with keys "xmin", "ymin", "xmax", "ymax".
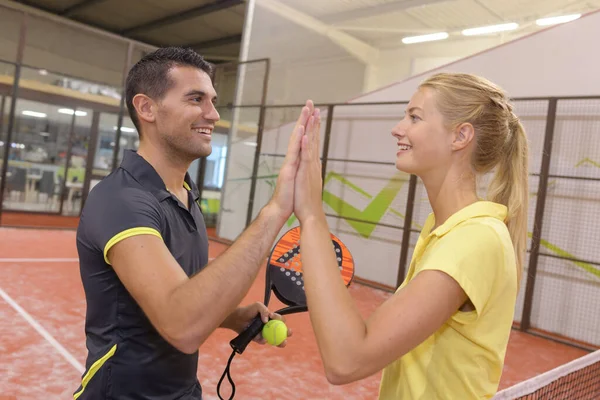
[{"xmin": 125, "ymin": 47, "xmax": 215, "ymax": 134}]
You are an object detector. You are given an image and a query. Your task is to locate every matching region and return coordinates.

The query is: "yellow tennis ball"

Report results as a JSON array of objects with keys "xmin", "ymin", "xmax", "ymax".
[{"xmin": 261, "ymin": 320, "xmax": 288, "ymax": 346}]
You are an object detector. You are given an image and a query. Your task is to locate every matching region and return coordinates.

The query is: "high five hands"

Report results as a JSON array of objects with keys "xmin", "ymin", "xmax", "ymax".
[{"xmin": 268, "ymin": 100, "xmax": 325, "ymax": 225}]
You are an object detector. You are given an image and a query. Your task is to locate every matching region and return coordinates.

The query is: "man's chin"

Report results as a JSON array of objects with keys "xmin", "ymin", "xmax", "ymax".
[{"xmin": 191, "ymin": 145, "xmax": 212, "ymax": 159}]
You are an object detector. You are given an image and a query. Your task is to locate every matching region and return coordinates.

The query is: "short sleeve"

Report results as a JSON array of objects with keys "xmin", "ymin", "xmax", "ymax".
[
  {"xmin": 80, "ymin": 186, "xmax": 164, "ymax": 265},
  {"xmin": 418, "ymin": 223, "xmax": 505, "ymax": 322}
]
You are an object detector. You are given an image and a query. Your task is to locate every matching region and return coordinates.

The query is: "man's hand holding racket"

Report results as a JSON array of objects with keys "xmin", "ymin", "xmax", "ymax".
[{"xmin": 222, "ymin": 302, "xmax": 292, "ymax": 347}]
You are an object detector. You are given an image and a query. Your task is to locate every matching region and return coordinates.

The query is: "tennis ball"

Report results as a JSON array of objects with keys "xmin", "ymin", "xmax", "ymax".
[{"xmin": 261, "ymin": 320, "xmax": 288, "ymax": 346}]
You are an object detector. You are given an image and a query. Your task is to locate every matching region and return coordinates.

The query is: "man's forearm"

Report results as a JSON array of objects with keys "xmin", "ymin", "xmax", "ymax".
[{"xmin": 167, "ymin": 203, "xmax": 287, "ymax": 349}]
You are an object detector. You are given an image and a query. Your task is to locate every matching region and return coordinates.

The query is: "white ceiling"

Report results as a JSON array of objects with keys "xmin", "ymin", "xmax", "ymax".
[
  {"xmin": 2, "ymin": 0, "xmax": 246, "ymax": 62},
  {"xmin": 257, "ymin": 0, "xmax": 600, "ymax": 55}
]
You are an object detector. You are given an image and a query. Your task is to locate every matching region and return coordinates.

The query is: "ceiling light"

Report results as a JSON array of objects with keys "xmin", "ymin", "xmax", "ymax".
[
  {"xmin": 58, "ymin": 108, "xmax": 87, "ymax": 116},
  {"xmin": 243, "ymin": 142, "xmax": 257, "ymax": 146},
  {"xmin": 22, "ymin": 110, "xmax": 47, "ymax": 118},
  {"xmin": 462, "ymin": 22, "xmax": 518, "ymax": 36},
  {"xmin": 402, "ymin": 32, "xmax": 449, "ymax": 44},
  {"xmin": 536, "ymin": 14, "xmax": 581, "ymax": 26}
]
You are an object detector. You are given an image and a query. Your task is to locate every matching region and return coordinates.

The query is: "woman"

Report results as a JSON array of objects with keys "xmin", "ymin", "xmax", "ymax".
[{"xmin": 293, "ymin": 73, "xmax": 529, "ymax": 399}]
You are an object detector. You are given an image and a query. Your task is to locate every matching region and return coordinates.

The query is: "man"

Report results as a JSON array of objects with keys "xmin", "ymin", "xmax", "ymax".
[{"xmin": 74, "ymin": 47, "xmax": 314, "ymax": 399}]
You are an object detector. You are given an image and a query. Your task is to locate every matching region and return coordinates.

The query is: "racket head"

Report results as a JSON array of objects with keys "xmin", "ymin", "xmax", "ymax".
[{"xmin": 267, "ymin": 226, "xmax": 355, "ymax": 308}]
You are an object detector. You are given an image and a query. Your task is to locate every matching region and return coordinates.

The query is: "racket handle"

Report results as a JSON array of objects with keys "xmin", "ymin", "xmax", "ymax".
[{"xmin": 229, "ymin": 315, "xmax": 265, "ymax": 355}]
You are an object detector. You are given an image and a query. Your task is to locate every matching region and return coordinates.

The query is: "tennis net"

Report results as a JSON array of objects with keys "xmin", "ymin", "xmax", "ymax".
[{"xmin": 493, "ymin": 350, "xmax": 600, "ymax": 399}]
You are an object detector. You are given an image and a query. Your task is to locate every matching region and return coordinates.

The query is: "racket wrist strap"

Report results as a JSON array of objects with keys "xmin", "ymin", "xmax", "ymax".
[{"xmin": 217, "ymin": 350, "xmax": 237, "ymax": 400}]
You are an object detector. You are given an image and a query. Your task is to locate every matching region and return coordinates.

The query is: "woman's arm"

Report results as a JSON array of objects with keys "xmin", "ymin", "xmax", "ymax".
[
  {"xmin": 293, "ymin": 109, "xmax": 468, "ymax": 384},
  {"xmin": 300, "ymin": 215, "xmax": 468, "ymax": 384}
]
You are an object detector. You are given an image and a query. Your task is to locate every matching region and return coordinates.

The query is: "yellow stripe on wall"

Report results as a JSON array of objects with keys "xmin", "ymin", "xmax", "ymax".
[
  {"xmin": 73, "ymin": 344, "xmax": 117, "ymax": 399},
  {"xmin": 103, "ymin": 227, "xmax": 162, "ymax": 264}
]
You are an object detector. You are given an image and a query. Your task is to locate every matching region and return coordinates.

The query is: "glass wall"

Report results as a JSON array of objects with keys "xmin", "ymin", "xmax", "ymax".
[
  {"xmin": 0, "ymin": 2, "xmax": 238, "ymax": 228},
  {"xmin": 0, "ymin": 3, "xmax": 150, "ymax": 222},
  {"xmin": 2, "ymin": 98, "xmax": 69, "ymax": 212},
  {"xmin": 204, "ymin": 132, "xmax": 228, "ymax": 190}
]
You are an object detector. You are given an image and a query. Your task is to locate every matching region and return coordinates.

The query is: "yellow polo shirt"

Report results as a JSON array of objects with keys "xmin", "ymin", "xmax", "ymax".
[{"xmin": 378, "ymin": 201, "xmax": 518, "ymax": 400}]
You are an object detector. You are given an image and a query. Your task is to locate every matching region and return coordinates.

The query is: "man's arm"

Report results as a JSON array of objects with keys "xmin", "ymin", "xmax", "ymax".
[
  {"xmin": 108, "ymin": 203, "xmax": 287, "ymax": 353},
  {"xmin": 108, "ymin": 101, "xmax": 315, "ymax": 354}
]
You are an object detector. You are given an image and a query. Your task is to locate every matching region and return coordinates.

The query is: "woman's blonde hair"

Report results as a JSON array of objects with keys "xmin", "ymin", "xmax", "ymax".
[{"xmin": 419, "ymin": 73, "xmax": 529, "ymax": 283}]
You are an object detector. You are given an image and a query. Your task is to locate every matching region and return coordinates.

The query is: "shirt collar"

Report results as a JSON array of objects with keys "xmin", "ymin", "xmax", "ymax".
[
  {"xmin": 426, "ymin": 201, "xmax": 508, "ymax": 237},
  {"xmin": 120, "ymin": 150, "xmax": 200, "ymax": 202}
]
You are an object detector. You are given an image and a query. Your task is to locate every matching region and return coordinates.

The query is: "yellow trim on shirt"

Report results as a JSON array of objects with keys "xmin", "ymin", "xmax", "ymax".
[
  {"xmin": 73, "ymin": 344, "xmax": 117, "ymax": 399},
  {"xmin": 103, "ymin": 227, "xmax": 162, "ymax": 265},
  {"xmin": 183, "ymin": 181, "xmax": 191, "ymax": 191}
]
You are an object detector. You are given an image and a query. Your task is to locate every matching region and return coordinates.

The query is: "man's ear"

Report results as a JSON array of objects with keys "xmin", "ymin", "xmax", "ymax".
[
  {"xmin": 132, "ymin": 94, "xmax": 156, "ymax": 124},
  {"xmin": 452, "ymin": 122, "xmax": 475, "ymax": 151}
]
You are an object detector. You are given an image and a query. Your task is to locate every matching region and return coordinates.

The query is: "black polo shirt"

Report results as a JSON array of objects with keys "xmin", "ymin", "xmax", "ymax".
[{"xmin": 74, "ymin": 150, "xmax": 209, "ymax": 400}]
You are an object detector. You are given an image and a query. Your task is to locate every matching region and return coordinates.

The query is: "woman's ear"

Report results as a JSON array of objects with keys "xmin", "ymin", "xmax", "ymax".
[{"xmin": 452, "ymin": 122, "xmax": 475, "ymax": 151}]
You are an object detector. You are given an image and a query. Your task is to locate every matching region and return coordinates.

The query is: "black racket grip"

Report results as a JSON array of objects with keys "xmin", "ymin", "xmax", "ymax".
[{"xmin": 229, "ymin": 315, "xmax": 265, "ymax": 355}]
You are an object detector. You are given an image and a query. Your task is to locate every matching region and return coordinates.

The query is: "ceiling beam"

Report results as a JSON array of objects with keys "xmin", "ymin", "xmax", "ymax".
[
  {"xmin": 256, "ymin": 0, "xmax": 378, "ymax": 64},
  {"xmin": 323, "ymin": 0, "xmax": 450, "ymax": 24},
  {"xmin": 13, "ymin": 0, "xmax": 57, "ymax": 14},
  {"xmin": 121, "ymin": 0, "xmax": 244, "ymax": 35},
  {"xmin": 184, "ymin": 34, "xmax": 242, "ymax": 50},
  {"xmin": 61, "ymin": 0, "xmax": 109, "ymax": 17}
]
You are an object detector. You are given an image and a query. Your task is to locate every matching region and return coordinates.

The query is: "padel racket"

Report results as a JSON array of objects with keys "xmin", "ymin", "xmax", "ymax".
[{"xmin": 217, "ymin": 226, "xmax": 355, "ymax": 400}]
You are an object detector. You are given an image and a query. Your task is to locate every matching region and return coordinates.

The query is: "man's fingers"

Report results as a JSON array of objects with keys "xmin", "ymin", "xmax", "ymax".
[
  {"xmin": 292, "ymin": 100, "xmax": 314, "ymax": 138},
  {"xmin": 300, "ymin": 133, "xmax": 310, "ymax": 162},
  {"xmin": 304, "ymin": 99, "xmax": 314, "ymax": 118},
  {"xmin": 285, "ymin": 100, "xmax": 315, "ymax": 163},
  {"xmin": 285, "ymin": 125, "xmax": 304, "ymax": 165},
  {"xmin": 292, "ymin": 102, "xmax": 312, "ymax": 137},
  {"xmin": 286, "ymin": 106, "xmax": 308, "ymax": 155},
  {"xmin": 256, "ymin": 303, "xmax": 270, "ymax": 323}
]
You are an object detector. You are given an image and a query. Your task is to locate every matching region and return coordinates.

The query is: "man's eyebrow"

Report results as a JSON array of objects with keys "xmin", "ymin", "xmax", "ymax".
[
  {"xmin": 184, "ymin": 90, "xmax": 218, "ymax": 102},
  {"xmin": 184, "ymin": 90, "xmax": 207, "ymax": 97}
]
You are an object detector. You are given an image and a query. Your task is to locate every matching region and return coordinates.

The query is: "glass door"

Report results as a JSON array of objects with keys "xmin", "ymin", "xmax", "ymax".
[{"xmin": 2, "ymin": 99, "xmax": 74, "ymax": 213}]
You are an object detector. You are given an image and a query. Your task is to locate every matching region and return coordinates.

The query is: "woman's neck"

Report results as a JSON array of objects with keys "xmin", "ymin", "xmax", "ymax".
[{"xmin": 422, "ymin": 169, "xmax": 479, "ymax": 231}]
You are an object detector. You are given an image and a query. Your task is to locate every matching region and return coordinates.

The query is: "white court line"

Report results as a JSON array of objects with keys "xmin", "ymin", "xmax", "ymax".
[
  {"xmin": 0, "ymin": 287, "xmax": 85, "ymax": 374},
  {"xmin": 0, "ymin": 258, "xmax": 79, "ymax": 263}
]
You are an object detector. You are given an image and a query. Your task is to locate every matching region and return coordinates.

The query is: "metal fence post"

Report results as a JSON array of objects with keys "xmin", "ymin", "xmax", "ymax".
[
  {"xmin": 520, "ymin": 98, "xmax": 558, "ymax": 331},
  {"xmin": 397, "ymin": 174, "xmax": 417, "ymax": 286},
  {"xmin": 245, "ymin": 59, "xmax": 270, "ymax": 227}
]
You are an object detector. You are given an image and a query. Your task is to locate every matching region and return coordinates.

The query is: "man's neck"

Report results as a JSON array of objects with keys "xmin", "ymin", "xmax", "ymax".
[{"xmin": 137, "ymin": 141, "xmax": 190, "ymax": 193}]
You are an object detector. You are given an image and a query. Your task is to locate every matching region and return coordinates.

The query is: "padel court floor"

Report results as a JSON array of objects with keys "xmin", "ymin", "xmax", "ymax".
[{"xmin": 0, "ymin": 227, "xmax": 591, "ymax": 399}]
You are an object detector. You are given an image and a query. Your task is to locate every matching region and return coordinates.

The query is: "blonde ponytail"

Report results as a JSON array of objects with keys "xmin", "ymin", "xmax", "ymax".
[{"xmin": 487, "ymin": 114, "xmax": 529, "ymax": 284}]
